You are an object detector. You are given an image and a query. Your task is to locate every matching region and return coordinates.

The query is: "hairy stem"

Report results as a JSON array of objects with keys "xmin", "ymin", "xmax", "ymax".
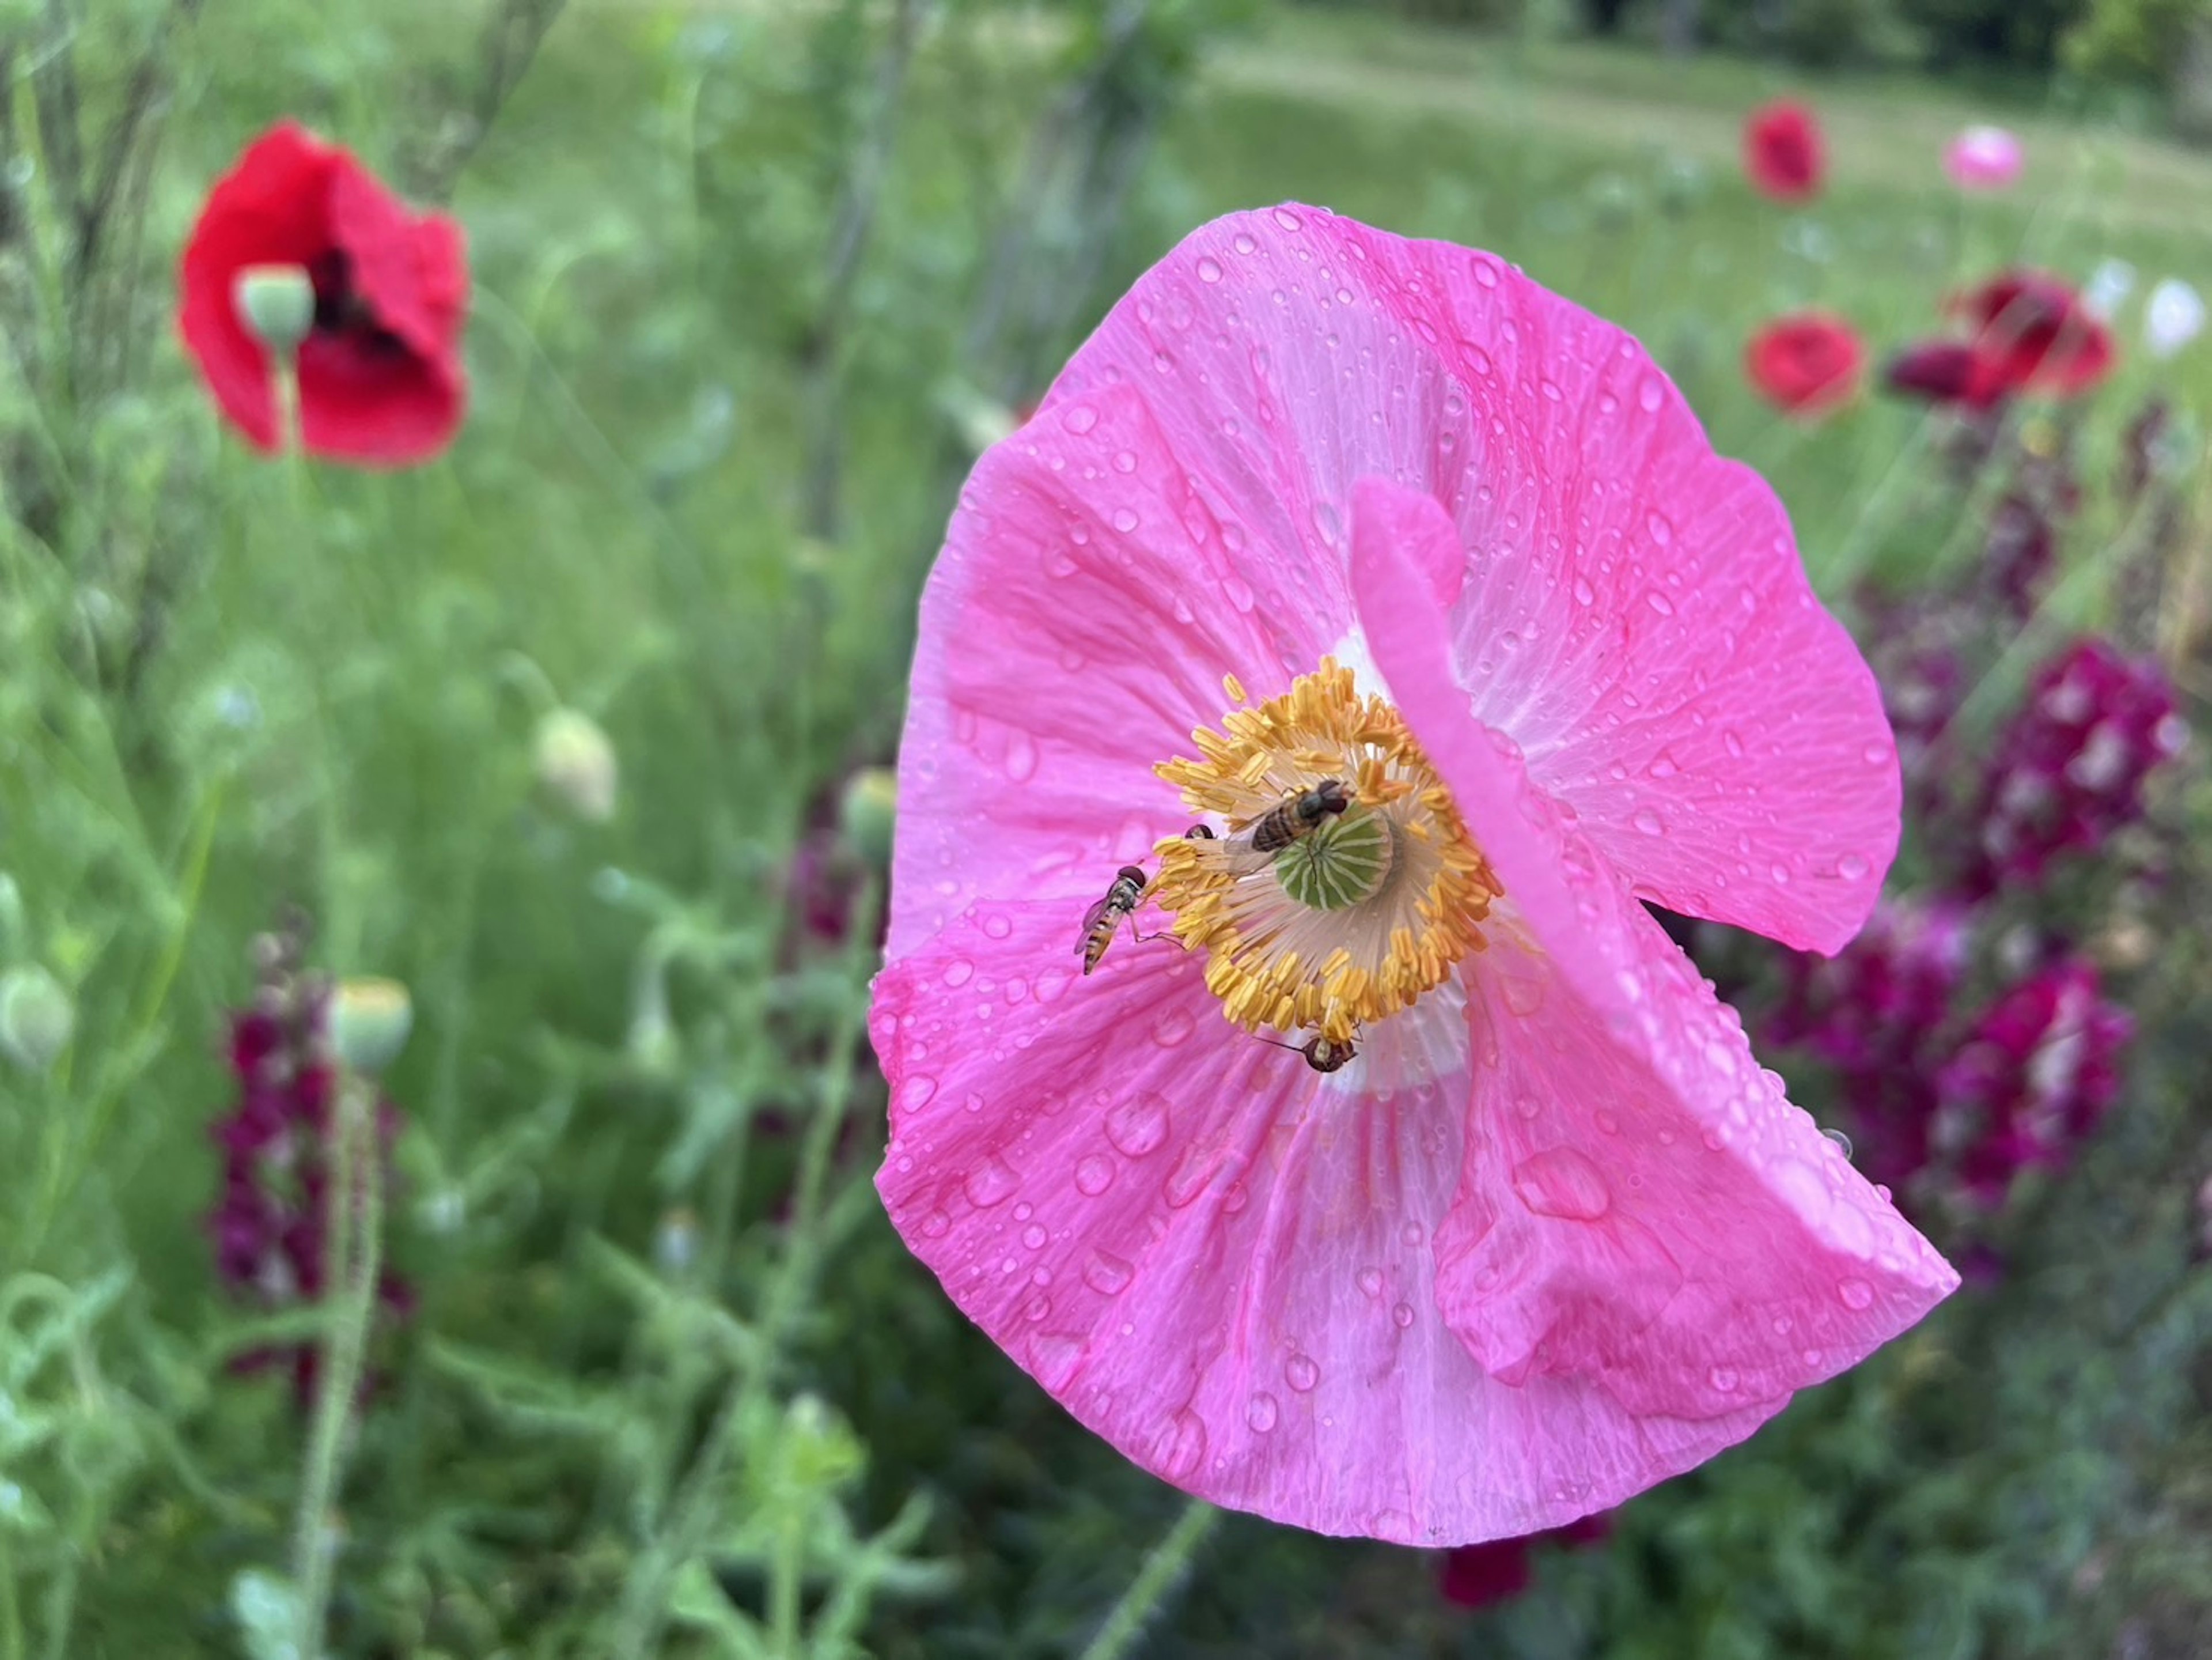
[{"xmin": 1076, "ymin": 1499, "xmax": 1222, "ymax": 1660}]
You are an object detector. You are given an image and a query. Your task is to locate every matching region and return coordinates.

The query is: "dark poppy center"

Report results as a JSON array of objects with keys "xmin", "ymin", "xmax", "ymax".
[{"xmin": 306, "ymin": 249, "xmax": 412, "ymax": 358}]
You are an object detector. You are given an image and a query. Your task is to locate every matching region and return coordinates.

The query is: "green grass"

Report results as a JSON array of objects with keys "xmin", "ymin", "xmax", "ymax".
[{"xmin": 3, "ymin": 1, "xmax": 2210, "ymax": 1655}]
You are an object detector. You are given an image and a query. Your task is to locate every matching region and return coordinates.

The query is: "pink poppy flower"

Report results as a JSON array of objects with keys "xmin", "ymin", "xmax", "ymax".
[
  {"xmin": 1944, "ymin": 126, "xmax": 2022, "ymax": 191},
  {"xmin": 872, "ymin": 206, "xmax": 1957, "ymax": 1544}
]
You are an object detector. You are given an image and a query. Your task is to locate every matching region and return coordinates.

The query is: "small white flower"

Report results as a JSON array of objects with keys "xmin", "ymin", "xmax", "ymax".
[
  {"xmin": 2145, "ymin": 278, "xmax": 2206, "ymax": 360},
  {"xmin": 2083, "ymin": 258, "xmax": 2137, "ymax": 321}
]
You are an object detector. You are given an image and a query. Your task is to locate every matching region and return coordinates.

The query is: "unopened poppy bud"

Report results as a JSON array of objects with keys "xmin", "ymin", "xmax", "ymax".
[
  {"xmin": 232, "ymin": 264, "xmax": 316, "ymax": 357},
  {"xmin": 838, "ymin": 766, "xmax": 897, "ymax": 868},
  {"xmin": 533, "ymin": 708, "xmax": 618, "ymax": 823},
  {"xmin": 329, "ymin": 977, "xmax": 412, "ymax": 1075},
  {"xmin": 0, "ymin": 966, "xmax": 73, "ymax": 1072}
]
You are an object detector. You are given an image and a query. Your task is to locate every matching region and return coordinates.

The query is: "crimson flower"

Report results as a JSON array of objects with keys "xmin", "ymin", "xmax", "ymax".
[
  {"xmin": 179, "ymin": 122, "xmax": 468, "ymax": 464},
  {"xmin": 1440, "ymin": 1511, "xmax": 1612, "ymax": 1610},
  {"xmin": 1949, "ymin": 272, "xmax": 2113, "ymax": 399},
  {"xmin": 1744, "ymin": 100, "xmax": 1825, "ymax": 203},
  {"xmin": 870, "ymin": 205, "xmax": 1954, "ymax": 1545},
  {"xmin": 1745, "ymin": 311, "xmax": 1863, "ymax": 417}
]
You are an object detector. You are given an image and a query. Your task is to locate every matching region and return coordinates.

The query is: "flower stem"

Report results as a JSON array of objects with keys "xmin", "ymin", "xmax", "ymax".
[
  {"xmin": 1075, "ymin": 1498, "xmax": 1221, "ymax": 1660},
  {"xmin": 290, "ymin": 1071, "xmax": 384, "ymax": 1659}
]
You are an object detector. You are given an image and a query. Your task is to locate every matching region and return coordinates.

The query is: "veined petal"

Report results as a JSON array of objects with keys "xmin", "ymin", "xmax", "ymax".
[
  {"xmin": 873, "ymin": 902, "xmax": 1801, "ymax": 1542},
  {"xmin": 889, "ymin": 380, "xmax": 1350, "ymax": 961},
  {"xmin": 1045, "ymin": 209, "xmax": 1895, "ymax": 952},
  {"xmin": 1351, "ymin": 486, "xmax": 1957, "ymax": 1417}
]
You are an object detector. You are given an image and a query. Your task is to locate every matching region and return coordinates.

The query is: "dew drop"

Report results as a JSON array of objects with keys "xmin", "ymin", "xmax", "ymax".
[
  {"xmin": 1838, "ymin": 853, "xmax": 1870, "ymax": 880},
  {"xmin": 1632, "ymin": 807, "xmax": 1664, "ymax": 836},
  {"xmin": 1104, "ymin": 1094, "xmax": 1171, "ymax": 1158},
  {"xmin": 1573, "ymin": 577, "xmax": 1596, "ymax": 606},
  {"xmin": 1003, "ymin": 733, "xmax": 1038, "ymax": 783},
  {"xmin": 1150, "ymin": 1007, "xmax": 1195, "ymax": 1048},
  {"xmin": 1247, "ymin": 1391, "xmax": 1279, "ymax": 1432},
  {"xmin": 1083, "ymin": 1250, "xmax": 1135, "ymax": 1295},
  {"xmin": 1074, "ymin": 1154, "xmax": 1115, "ymax": 1196},
  {"xmin": 1512, "ymin": 1147, "xmax": 1612, "ymax": 1220},
  {"xmin": 1821, "ymin": 1126, "xmax": 1854, "ymax": 1159},
  {"xmin": 1152, "ymin": 1409, "xmax": 1209, "ymax": 1480},
  {"xmin": 1272, "ymin": 206, "xmax": 1304, "ymax": 230},
  {"xmin": 1708, "ymin": 1365, "xmax": 1740, "ymax": 1393},
  {"xmin": 1837, "ymin": 1277, "xmax": 1876, "ymax": 1310},
  {"xmin": 920, "ymin": 1210, "xmax": 949, "ymax": 1238},
  {"xmin": 1028, "ymin": 1332, "xmax": 1084, "ymax": 1390},
  {"xmin": 1112, "ymin": 449, "xmax": 1137, "ymax": 474},
  {"xmin": 1021, "ymin": 1223, "xmax": 1048, "ymax": 1250},
  {"xmin": 1197, "ymin": 256, "xmax": 1224, "ymax": 284},
  {"xmin": 1357, "ymin": 1268, "xmax": 1383, "ymax": 1298},
  {"xmin": 963, "ymin": 1155, "xmax": 1018, "ymax": 1209},
  {"xmin": 982, "ymin": 912, "xmax": 1014, "ymax": 939},
  {"xmin": 1645, "ymin": 589, "xmax": 1675, "ymax": 617},
  {"xmin": 942, "ymin": 960, "xmax": 974, "ymax": 988},
  {"xmin": 1284, "ymin": 1353, "xmax": 1320, "ymax": 1392},
  {"xmin": 1233, "ymin": 232, "xmax": 1256, "ymax": 255},
  {"xmin": 1391, "ymin": 1301, "xmax": 1415, "ymax": 1329},
  {"xmin": 1062, "ymin": 404, "xmax": 1098, "ymax": 435},
  {"xmin": 1111, "ymin": 507, "xmax": 1139, "ymax": 534},
  {"xmin": 1222, "ymin": 574, "xmax": 1256, "ymax": 613}
]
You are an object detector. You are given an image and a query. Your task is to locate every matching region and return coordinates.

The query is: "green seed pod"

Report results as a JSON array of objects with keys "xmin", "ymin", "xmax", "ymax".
[
  {"xmin": 329, "ymin": 978, "xmax": 412, "ymax": 1076},
  {"xmin": 232, "ymin": 264, "xmax": 317, "ymax": 357},
  {"xmin": 0, "ymin": 966, "xmax": 73, "ymax": 1072},
  {"xmin": 839, "ymin": 766, "xmax": 899, "ymax": 868}
]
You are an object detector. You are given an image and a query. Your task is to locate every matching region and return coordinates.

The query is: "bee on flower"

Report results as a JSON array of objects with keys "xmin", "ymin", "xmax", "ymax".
[{"xmin": 872, "ymin": 205, "xmax": 1956, "ymax": 1545}]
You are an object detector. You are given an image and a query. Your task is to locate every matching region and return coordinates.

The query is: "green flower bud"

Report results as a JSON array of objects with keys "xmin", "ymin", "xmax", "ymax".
[
  {"xmin": 0, "ymin": 966, "xmax": 73, "ymax": 1073},
  {"xmin": 329, "ymin": 977, "xmax": 412, "ymax": 1075},
  {"xmin": 232, "ymin": 264, "xmax": 317, "ymax": 357},
  {"xmin": 838, "ymin": 766, "xmax": 898, "ymax": 868},
  {"xmin": 533, "ymin": 708, "xmax": 619, "ymax": 823}
]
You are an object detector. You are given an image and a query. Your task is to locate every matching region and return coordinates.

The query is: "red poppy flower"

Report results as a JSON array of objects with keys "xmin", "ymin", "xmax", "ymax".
[
  {"xmin": 1948, "ymin": 271, "xmax": 2112, "ymax": 399},
  {"xmin": 1744, "ymin": 100, "xmax": 1824, "ymax": 203},
  {"xmin": 179, "ymin": 122, "xmax": 468, "ymax": 465},
  {"xmin": 1745, "ymin": 311, "xmax": 1863, "ymax": 417}
]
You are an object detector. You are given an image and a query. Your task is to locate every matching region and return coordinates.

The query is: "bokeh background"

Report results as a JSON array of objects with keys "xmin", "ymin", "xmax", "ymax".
[{"xmin": 5, "ymin": 0, "xmax": 2212, "ymax": 1654}]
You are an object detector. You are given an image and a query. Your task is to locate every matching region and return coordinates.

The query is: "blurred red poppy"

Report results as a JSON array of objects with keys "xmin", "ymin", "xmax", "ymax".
[
  {"xmin": 179, "ymin": 122, "xmax": 468, "ymax": 465},
  {"xmin": 1886, "ymin": 272, "xmax": 2113, "ymax": 411},
  {"xmin": 1744, "ymin": 100, "xmax": 1824, "ymax": 203},
  {"xmin": 1745, "ymin": 311, "xmax": 1863, "ymax": 417},
  {"xmin": 1948, "ymin": 271, "xmax": 2113, "ymax": 399}
]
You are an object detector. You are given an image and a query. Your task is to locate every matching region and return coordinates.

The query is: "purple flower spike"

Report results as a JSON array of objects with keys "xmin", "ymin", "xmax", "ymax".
[{"xmin": 1967, "ymin": 639, "xmax": 2187, "ymax": 896}]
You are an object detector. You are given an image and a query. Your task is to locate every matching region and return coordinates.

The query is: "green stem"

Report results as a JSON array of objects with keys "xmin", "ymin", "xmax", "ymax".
[
  {"xmin": 290, "ymin": 1071, "xmax": 385, "ymax": 1659},
  {"xmin": 1076, "ymin": 1499, "xmax": 1222, "ymax": 1660}
]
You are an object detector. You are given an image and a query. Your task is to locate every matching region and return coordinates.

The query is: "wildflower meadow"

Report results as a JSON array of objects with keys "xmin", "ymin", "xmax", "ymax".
[{"xmin": 5, "ymin": 2, "xmax": 2212, "ymax": 1656}]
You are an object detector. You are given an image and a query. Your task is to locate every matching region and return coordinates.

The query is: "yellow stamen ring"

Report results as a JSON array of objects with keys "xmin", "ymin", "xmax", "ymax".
[{"xmin": 1148, "ymin": 659, "xmax": 1501, "ymax": 1047}]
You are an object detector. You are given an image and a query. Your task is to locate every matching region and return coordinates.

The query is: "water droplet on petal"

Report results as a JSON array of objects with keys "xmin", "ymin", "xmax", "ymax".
[
  {"xmin": 1246, "ymin": 1391, "xmax": 1279, "ymax": 1432},
  {"xmin": 1074, "ymin": 1154, "xmax": 1115, "ymax": 1196},
  {"xmin": 1029, "ymin": 1331, "xmax": 1084, "ymax": 1389},
  {"xmin": 1197, "ymin": 256, "xmax": 1224, "ymax": 283},
  {"xmin": 964, "ymin": 1155, "xmax": 1018, "ymax": 1208},
  {"xmin": 1512, "ymin": 1147, "xmax": 1612, "ymax": 1221},
  {"xmin": 1837, "ymin": 1277, "xmax": 1876, "ymax": 1311},
  {"xmin": 1284, "ymin": 1353, "xmax": 1320, "ymax": 1392},
  {"xmin": 1838, "ymin": 853, "xmax": 1870, "ymax": 880},
  {"xmin": 1111, "ymin": 508, "xmax": 1139, "ymax": 534},
  {"xmin": 1105, "ymin": 1094, "xmax": 1170, "ymax": 1158},
  {"xmin": 1573, "ymin": 577, "xmax": 1596, "ymax": 606},
  {"xmin": 1391, "ymin": 1301, "xmax": 1415, "ymax": 1329},
  {"xmin": 1821, "ymin": 1126, "xmax": 1854, "ymax": 1159},
  {"xmin": 1633, "ymin": 808, "xmax": 1664, "ymax": 836},
  {"xmin": 1062, "ymin": 405, "xmax": 1097, "ymax": 435},
  {"xmin": 1707, "ymin": 1365, "xmax": 1740, "ymax": 1393},
  {"xmin": 1357, "ymin": 1268, "xmax": 1383, "ymax": 1298},
  {"xmin": 1151, "ymin": 1409, "xmax": 1208, "ymax": 1481},
  {"xmin": 1150, "ymin": 1007, "xmax": 1195, "ymax": 1048},
  {"xmin": 1021, "ymin": 1223, "xmax": 1048, "ymax": 1250},
  {"xmin": 1272, "ymin": 206, "xmax": 1304, "ymax": 230},
  {"xmin": 1084, "ymin": 1250, "xmax": 1134, "ymax": 1295},
  {"xmin": 920, "ymin": 1210, "xmax": 949, "ymax": 1238}
]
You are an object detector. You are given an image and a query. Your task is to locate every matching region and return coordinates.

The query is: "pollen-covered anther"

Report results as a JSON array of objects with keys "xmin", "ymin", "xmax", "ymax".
[{"xmin": 1149, "ymin": 658, "xmax": 1501, "ymax": 1048}]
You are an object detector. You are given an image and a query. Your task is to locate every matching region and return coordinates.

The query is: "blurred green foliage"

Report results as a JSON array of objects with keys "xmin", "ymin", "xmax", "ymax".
[{"xmin": 1, "ymin": 0, "xmax": 2211, "ymax": 1655}]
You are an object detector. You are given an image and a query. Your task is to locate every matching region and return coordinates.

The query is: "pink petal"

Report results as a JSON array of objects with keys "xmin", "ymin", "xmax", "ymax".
[
  {"xmin": 1351, "ymin": 498, "xmax": 1957, "ymax": 1431},
  {"xmin": 873, "ymin": 902, "xmax": 1742, "ymax": 1542},
  {"xmin": 887, "ymin": 380, "xmax": 1350, "ymax": 960},
  {"xmin": 1044, "ymin": 209, "xmax": 1896, "ymax": 952}
]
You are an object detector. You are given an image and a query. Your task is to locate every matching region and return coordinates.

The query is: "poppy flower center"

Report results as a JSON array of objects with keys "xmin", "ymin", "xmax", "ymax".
[
  {"xmin": 1147, "ymin": 659, "xmax": 1502, "ymax": 1049},
  {"xmin": 306, "ymin": 249, "xmax": 410, "ymax": 357}
]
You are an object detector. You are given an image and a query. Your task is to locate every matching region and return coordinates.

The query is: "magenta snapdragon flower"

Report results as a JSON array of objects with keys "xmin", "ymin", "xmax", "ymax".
[{"xmin": 872, "ymin": 207, "xmax": 1956, "ymax": 1543}]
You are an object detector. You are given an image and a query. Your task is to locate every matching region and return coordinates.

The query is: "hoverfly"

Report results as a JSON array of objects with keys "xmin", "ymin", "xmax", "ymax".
[
  {"xmin": 1245, "ymin": 778, "xmax": 1351, "ymax": 853},
  {"xmin": 1078, "ymin": 865, "xmax": 1152, "ymax": 975},
  {"xmin": 1260, "ymin": 1031, "xmax": 1359, "ymax": 1073}
]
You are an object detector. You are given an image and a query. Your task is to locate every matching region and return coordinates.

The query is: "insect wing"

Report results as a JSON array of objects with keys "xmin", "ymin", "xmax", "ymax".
[{"xmin": 1076, "ymin": 897, "xmax": 1112, "ymax": 952}]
